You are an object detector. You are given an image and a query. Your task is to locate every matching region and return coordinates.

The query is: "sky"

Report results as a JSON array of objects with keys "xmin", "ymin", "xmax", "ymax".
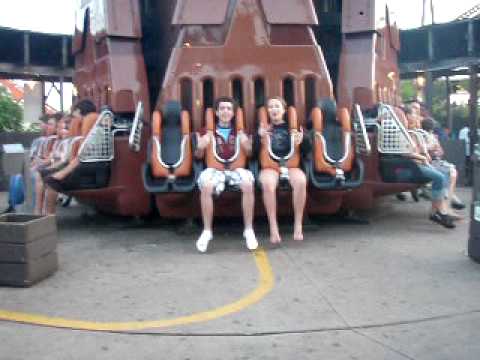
[
  {"xmin": 0, "ymin": 0, "xmax": 478, "ymax": 35},
  {"xmin": 0, "ymin": 0, "xmax": 478, "ymax": 111}
]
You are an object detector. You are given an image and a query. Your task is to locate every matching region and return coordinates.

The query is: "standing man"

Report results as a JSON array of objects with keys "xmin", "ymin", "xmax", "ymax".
[{"xmin": 195, "ymin": 97, "xmax": 258, "ymax": 253}]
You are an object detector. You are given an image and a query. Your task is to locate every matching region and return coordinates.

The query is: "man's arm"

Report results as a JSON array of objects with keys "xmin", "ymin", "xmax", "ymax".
[
  {"xmin": 194, "ymin": 132, "xmax": 211, "ymax": 159},
  {"xmin": 239, "ymin": 131, "xmax": 252, "ymax": 157}
]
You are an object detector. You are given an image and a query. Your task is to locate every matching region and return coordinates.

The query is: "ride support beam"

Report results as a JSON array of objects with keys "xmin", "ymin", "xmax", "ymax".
[
  {"xmin": 446, "ymin": 76, "xmax": 452, "ymax": 131},
  {"xmin": 469, "ymin": 65, "xmax": 478, "ymax": 157},
  {"xmin": 425, "ymin": 71, "xmax": 434, "ymax": 114}
]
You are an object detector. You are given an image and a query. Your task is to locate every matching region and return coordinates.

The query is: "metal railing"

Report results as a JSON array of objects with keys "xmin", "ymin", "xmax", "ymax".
[
  {"xmin": 377, "ymin": 104, "xmax": 414, "ymax": 154},
  {"xmin": 129, "ymin": 102, "xmax": 144, "ymax": 152},
  {"xmin": 78, "ymin": 109, "xmax": 115, "ymax": 163},
  {"xmin": 353, "ymin": 104, "xmax": 372, "ymax": 156}
]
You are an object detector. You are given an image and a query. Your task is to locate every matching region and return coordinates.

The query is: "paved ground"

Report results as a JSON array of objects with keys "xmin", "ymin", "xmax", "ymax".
[{"xmin": 0, "ymin": 189, "xmax": 479, "ymax": 360}]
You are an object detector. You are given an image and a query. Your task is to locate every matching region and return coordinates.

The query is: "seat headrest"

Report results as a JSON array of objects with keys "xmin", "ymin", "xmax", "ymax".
[
  {"xmin": 336, "ymin": 108, "xmax": 351, "ymax": 132},
  {"xmin": 258, "ymin": 106, "xmax": 298, "ymax": 130},
  {"xmin": 68, "ymin": 117, "xmax": 82, "ymax": 137},
  {"xmin": 205, "ymin": 107, "xmax": 244, "ymax": 132},
  {"xmin": 317, "ymin": 99, "xmax": 337, "ymax": 126},
  {"xmin": 163, "ymin": 101, "xmax": 182, "ymax": 124}
]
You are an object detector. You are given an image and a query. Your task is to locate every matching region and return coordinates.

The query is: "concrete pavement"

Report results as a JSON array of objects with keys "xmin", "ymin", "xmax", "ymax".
[{"xmin": 0, "ymin": 189, "xmax": 479, "ymax": 359}]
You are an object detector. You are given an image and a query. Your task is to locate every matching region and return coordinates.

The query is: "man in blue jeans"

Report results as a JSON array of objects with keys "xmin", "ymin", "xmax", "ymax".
[{"xmin": 406, "ymin": 104, "xmax": 455, "ymax": 229}]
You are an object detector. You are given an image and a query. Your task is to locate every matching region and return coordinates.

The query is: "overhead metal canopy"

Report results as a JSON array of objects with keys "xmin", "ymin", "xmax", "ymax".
[
  {"xmin": 0, "ymin": 26, "xmax": 74, "ymax": 81},
  {"xmin": 399, "ymin": 18, "xmax": 480, "ymax": 79}
]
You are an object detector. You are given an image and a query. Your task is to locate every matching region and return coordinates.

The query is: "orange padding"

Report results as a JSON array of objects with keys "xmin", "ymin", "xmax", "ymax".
[
  {"xmin": 68, "ymin": 116, "xmax": 82, "ymax": 137},
  {"xmin": 258, "ymin": 106, "xmax": 301, "ymax": 171},
  {"xmin": 204, "ymin": 107, "xmax": 247, "ymax": 170},
  {"xmin": 68, "ymin": 112, "xmax": 99, "ymax": 161},
  {"xmin": 151, "ymin": 110, "xmax": 193, "ymax": 178},
  {"xmin": 312, "ymin": 106, "xmax": 354, "ymax": 176}
]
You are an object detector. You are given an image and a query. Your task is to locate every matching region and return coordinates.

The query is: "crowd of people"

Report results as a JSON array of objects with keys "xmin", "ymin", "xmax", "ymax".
[
  {"xmin": 25, "ymin": 96, "xmax": 470, "ymax": 252},
  {"xmin": 398, "ymin": 101, "xmax": 466, "ymax": 229},
  {"xmin": 29, "ymin": 99, "xmax": 97, "ymax": 216}
]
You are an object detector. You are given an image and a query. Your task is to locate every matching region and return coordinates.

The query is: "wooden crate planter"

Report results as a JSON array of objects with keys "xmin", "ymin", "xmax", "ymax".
[{"xmin": 0, "ymin": 214, "xmax": 58, "ymax": 287}]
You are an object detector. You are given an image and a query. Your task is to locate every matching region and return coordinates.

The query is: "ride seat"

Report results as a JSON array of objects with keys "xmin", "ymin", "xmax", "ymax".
[
  {"xmin": 306, "ymin": 99, "xmax": 364, "ymax": 190},
  {"xmin": 144, "ymin": 101, "xmax": 198, "ymax": 193}
]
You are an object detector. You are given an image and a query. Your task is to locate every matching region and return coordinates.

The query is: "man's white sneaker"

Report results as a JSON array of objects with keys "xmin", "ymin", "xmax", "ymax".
[
  {"xmin": 196, "ymin": 230, "xmax": 212, "ymax": 253},
  {"xmin": 243, "ymin": 228, "xmax": 258, "ymax": 250}
]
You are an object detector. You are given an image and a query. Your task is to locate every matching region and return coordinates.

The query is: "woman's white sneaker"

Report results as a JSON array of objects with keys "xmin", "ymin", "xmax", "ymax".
[
  {"xmin": 196, "ymin": 230, "xmax": 213, "ymax": 253},
  {"xmin": 243, "ymin": 228, "xmax": 258, "ymax": 250}
]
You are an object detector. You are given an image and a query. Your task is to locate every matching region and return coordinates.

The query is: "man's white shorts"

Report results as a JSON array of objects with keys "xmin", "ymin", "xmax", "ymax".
[{"xmin": 197, "ymin": 168, "xmax": 254, "ymax": 194}]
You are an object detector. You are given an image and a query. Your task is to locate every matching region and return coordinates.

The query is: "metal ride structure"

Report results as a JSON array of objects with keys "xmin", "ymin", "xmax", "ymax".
[{"xmin": 56, "ymin": 0, "xmax": 430, "ymax": 218}]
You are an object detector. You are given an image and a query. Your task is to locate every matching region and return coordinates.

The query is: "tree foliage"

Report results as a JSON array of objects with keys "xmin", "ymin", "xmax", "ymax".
[
  {"xmin": 0, "ymin": 86, "xmax": 23, "ymax": 132},
  {"xmin": 401, "ymin": 78, "xmax": 478, "ymax": 136}
]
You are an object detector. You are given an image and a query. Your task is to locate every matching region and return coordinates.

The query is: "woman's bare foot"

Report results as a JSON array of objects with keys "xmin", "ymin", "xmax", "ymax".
[
  {"xmin": 293, "ymin": 227, "xmax": 304, "ymax": 241},
  {"xmin": 270, "ymin": 229, "xmax": 282, "ymax": 244}
]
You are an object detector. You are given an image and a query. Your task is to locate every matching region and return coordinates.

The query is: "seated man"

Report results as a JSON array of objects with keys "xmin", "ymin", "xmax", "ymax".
[
  {"xmin": 258, "ymin": 97, "xmax": 306, "ymax": 244},
  {"xmin": 421, "ymin": 117, "xmax": 465, "ymax": 211},
  {"xmin": 194, "ymin": 97, "xmax": 257, "ymax": 253},
  {"xmin": 405, "ymin": 106, "xmax": 455, "ymax": 229},
  {"xmin": 41, "ymin": 115, "xmax": 72, "ymax": 215},
  {"xmin": 33, "ymin": 113, "xmax": 61, "ymax": 214}
]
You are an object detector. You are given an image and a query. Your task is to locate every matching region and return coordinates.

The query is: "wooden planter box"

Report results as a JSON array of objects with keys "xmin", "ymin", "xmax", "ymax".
[{"xmin": 0, "ymin": 214, "xmax": 58, "ymax": 287}]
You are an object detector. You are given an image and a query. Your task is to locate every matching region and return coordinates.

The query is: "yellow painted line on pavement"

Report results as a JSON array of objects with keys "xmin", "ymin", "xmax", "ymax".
[{"xmin": 0, "ymin": 248, "xmax": 274, "ymax": 332}]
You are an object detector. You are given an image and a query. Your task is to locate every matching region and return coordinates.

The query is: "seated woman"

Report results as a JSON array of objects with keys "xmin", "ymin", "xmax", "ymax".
[
  {"xmin": 421, "ymin": 117, "xmax": 465, "ymax": 212},
  {"xmin": 258, "ymin": 97, "xmax": 306, "ymax": 244},
  {"xmin": 405, "ymin": 108, "xmax": 455, "ymax": 228}
]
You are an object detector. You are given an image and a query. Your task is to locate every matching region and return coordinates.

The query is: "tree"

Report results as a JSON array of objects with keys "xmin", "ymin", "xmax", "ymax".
[{"xmin": 0, "ymin": 86, "xmax": 23, "ymax": 132}]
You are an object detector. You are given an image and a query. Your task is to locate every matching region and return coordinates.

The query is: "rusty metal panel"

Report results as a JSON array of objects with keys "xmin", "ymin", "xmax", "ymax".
[
  {"xmin": 260, "ymin": 0, "xmax": 318, "ymax": 25},
  {"xmin": 342, "ymin": 0, "xmax": 375, "ymax": 33},
  {"xmin": 172, "ymin": 0, "xmax": 230, "ymax": 25},
  {"xmin": 105, "ymin": 0, "xmax": 142, "ymax": 38}
]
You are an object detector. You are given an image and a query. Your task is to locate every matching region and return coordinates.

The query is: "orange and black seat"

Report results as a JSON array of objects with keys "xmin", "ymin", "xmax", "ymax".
[
  {"xmin": 306, "ymin": 99, "xmax": 364, "ymax": 189},
  {"xmin": 143, "ymin": 101, "xmax": 199, "ymax": 193},
  {"xmin": 256, "ymin": 106, "xmax": 302, "ymax": 187}
]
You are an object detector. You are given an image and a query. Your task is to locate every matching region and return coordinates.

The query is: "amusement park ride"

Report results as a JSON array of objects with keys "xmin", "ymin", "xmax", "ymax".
[{"xmin": 58, "ymin": 0, "xmax": 424, "ymax": 218}]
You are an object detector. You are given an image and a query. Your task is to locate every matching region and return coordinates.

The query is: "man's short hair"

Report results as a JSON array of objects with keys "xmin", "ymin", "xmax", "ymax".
[
  {"xmin": 214, "ymin": 97, "xmax": 238, "ymax": 113},
  {"xmin": 73, "ymin": 99, "xmax": 97, "ymax": 116},
  {"xmin": 53, "ymin": 112, "xmax": 64, "ymax": 121},
  {"xmin": 421, "ymin": 117, "xmax": 435, "ymax": 132},
  {"xmin": 38, "ymin": 114, "xmax": 49, "ymax": 123}
]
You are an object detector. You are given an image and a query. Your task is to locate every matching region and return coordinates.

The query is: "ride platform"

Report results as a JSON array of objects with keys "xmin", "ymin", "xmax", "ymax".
[{"xmin": 0, "ymin": 189, "xmax": 478, "ymax": 359}]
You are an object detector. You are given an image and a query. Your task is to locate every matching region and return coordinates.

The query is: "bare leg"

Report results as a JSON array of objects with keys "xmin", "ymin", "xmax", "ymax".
[
  {"xmin": 432, "ymin": 199, "xmax": 449, "ymax": 214},
  {"xmin": 52, "ymin": 158, "xmax": 79, "ymax": 181},
  {"xmin": 259, "ymin": 169, "xmax": 281, "ymax": 243},
  {"xmin": 200, "ymin": 183, "xmax": 214, "ymax": 231},
  {"xmin": 240, "ymin": 180, "xmax": 255, "ymax": 230},
  {"xmin": 34, "ymin": 173, "xmax": 45, "ymax": 215},
  {"xmin": 448, "ymin": 168, "xmax": 459, "ymax": 201},
  {"xmin": 288, "ymin": 168, "xmax": 307, "ymax": 241},
  {"xmin": 45, "ymin": 188, "xmax": 58, "ymax": 215}
]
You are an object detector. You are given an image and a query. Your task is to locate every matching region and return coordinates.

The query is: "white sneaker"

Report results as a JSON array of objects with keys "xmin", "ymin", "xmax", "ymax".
[
  {"xmin": 243, "ymin": 228, "xmax": 258, "ymax": 250},
  {"xmin": 196, "ymin": 230, "xmax": 212, "ymax": 253}
]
